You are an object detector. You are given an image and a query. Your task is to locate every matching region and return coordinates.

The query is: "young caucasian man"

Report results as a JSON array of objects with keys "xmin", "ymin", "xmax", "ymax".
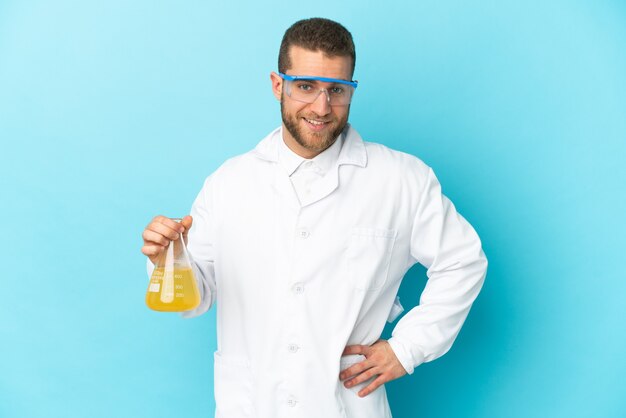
[{"xmin": 142, "ymin": 17, "xmax": 487, "ymax": 418}]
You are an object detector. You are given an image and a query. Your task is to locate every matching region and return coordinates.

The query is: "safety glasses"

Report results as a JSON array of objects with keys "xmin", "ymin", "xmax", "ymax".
[{"xmin": 278, "ymin": 72, "xmax": 358, "ymax": 106}]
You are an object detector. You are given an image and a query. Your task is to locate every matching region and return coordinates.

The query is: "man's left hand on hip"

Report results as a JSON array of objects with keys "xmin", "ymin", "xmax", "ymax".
[{"xmin": 339, "ymin": 339, "xmax": 407, "ymax": 397}]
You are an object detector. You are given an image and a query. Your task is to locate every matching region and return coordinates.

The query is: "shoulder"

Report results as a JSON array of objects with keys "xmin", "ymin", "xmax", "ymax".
[
  {"xmin": 362, "ymin": 140, "xmax": 432, "ymax": 181},
  {"xmin": 212, "ymin": 127, "xmax": 280, "ymax": 178},
  {"xmin": 343, "ymin": 125, "xmax": 431, "ymax": 178},
  {"xmin": 198, "ymin": 130, "xmax": 278, "ymax": 194},
  {"xmin": 200, "ymin": 151, "xmax": 261, "ymax": 193},
  {"xmin": 215, "ymin": 152, "xmax": 257, "ymax": 174}
]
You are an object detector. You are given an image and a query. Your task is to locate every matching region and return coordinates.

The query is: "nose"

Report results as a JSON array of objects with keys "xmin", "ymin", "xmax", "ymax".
[{"xmin": 309, "ymin": 88, "xmax": 331, "ymax": 116}]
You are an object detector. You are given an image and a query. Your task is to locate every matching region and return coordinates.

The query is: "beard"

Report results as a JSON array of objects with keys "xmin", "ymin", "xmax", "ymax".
[{"xmin": 281, "ymin": 98, "xmax": 349, "ymax": 155}]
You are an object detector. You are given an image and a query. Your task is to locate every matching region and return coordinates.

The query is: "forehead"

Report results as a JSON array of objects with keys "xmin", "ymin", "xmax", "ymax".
[{"xmin": 287, "ymin": 45, "xmax": 353, "ymax": 80}]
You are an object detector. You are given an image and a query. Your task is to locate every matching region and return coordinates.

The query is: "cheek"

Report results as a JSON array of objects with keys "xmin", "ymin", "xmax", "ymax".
[
  {"xmin": 332, "ymin": 108, "xmax": 349, "ymax": 121},
  {"xmin": 285, "ymin": 103, "xmax": 308, "ymax": 118}
]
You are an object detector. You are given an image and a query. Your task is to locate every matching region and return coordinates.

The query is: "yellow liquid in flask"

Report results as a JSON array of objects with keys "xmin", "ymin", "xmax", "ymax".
[{"xmin": 146, "ymin": 267, "xmax": 201, "ymax": 311}]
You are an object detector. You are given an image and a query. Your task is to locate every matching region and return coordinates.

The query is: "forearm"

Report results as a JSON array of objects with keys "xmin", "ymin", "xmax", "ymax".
[{"xmin": 388, "ymin": 248, "xmax": 487, "ymax": 374}]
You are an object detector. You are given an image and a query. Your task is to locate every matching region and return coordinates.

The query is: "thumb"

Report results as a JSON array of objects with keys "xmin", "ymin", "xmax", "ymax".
[{"xmin": 181, "ymin": 215, "xmax": 193, "ymax": 235}]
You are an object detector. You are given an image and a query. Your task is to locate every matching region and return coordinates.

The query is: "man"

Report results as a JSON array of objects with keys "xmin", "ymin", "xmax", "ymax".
[{"xmin": 142, "ymin": 17, "xmax": 487, "ymax": 418}]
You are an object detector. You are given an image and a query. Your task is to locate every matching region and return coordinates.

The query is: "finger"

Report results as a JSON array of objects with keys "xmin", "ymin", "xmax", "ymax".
[
  {"xmin": 142, "ymin": 229, "xmax": 174, "ymax": 247},
  {"xmin": 180, "ymin": 215, "xmax": 193, "ymax": 234},
  {"xmin": 358, "ymin": 374, "xmax": 387, "ymax": 398},
  {"xmin": 344, "ymin": 366, "xmax": 380, "ymax": 389},
  {"xmin": 141, "ymin": 244, "xmax": 165, "ymax": 257},
  {"xmin": 147, "ymin": 221, "xmax": 181, "ymax": 241},
  {"xmin": 339, "ymin": 359, "xmax": 373, "ymax": 381},
  {"xmin": 154, "ymin": 216, "xmax": 185, "ymax": 234},
  {"xmin": 342, "ymin": 345, "xmax": 368, "ymax": 356}
]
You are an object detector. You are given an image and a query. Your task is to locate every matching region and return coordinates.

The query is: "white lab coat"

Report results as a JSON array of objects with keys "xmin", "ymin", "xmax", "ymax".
[{"xmin": 148, "ymin": 124, "xmax": 487, "ymax": 418}]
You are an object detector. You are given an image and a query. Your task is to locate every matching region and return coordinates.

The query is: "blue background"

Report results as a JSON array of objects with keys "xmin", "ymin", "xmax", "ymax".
[{"xmin": 1, "ymin": 1, "xmax": 625, "ymax": 417}]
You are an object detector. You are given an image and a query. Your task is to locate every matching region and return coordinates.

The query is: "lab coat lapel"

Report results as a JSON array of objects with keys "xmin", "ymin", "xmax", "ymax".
[
  {"xmin": 299, "ymin": 167, "xmax": 339, "ymax": 208},
  {"xmin": 251, "ymin": 127, "xmax": 301, "ymax": 213},
  {"xmin": 273, "ymin": 164, "xmax": 301, "ymax": 213},
  {"xmin": 299, "ymin": 124, "xmax": 367, "ymax": 208}
]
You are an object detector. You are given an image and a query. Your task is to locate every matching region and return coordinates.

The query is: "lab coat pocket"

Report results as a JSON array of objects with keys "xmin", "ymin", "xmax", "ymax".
[
  {"xmin": 214, "ymin": 351, "xmax": 255, "ymax": 418},
  {"xmin": 347, "ymin": 228, "xmax": 397, "ymax": 291}
]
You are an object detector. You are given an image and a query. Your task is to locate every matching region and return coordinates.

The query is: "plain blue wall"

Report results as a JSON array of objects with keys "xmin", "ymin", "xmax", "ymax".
[{"xmin": 1, "ymin": 1, "xmax": 625, "ymax": 417}]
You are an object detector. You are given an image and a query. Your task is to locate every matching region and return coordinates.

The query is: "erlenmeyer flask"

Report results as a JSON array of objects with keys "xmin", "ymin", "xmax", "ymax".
[{"xmin": 146, "ymin": 218, "xmax": 200, "ymax": 312}]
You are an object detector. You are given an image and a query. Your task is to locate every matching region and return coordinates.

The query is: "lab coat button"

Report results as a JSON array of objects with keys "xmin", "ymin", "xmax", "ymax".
[
  {"xmin": 293, "ymin": 283, "xmax": 304, "ymax": 294},
  {"xmin": 287, "ymin": 397, "xmax": 298, "ymax": 407},
  {"xmin": 288, "ymin": 344, "xmax": 299, "ymax": 353},
  {"xmin": 296, "ymin": 228, "xmax": 310, "ymax": 239}
]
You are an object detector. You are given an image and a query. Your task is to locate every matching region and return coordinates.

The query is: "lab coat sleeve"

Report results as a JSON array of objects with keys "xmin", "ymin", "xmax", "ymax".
[
  {"xmin": 387, "ymin": 168, "xmax": 487, "ymax": 375},
  {"xmin": 145, "ymin": 175, "xmax": 218, "ymax": 318}
]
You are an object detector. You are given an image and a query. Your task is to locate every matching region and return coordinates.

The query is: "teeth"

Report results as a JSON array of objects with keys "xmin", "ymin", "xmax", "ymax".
[{"xmin": 305, "ymin": 119, "xmax": 326, "ymax": 125}]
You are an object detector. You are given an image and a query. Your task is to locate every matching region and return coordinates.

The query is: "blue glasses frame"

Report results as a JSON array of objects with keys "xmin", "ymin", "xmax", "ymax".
[{"xmin": 278, "ymin": 72, "xmax": 358, "ymax": 89}]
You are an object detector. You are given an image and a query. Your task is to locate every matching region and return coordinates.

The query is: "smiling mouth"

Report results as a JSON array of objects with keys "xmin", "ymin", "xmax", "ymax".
[
  {"xmin": 304, "ymin": 118, "xmax": 329, "ymax": 125},
  {"xmin": 302, "ymin": 118, "xmax": 332, "ymax": 132}
]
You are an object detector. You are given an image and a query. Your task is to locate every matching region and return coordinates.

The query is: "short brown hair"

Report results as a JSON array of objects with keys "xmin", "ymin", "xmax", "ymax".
[{"xmin": 278, "ymin": 18, "xmax": 356, "ymax": 77}]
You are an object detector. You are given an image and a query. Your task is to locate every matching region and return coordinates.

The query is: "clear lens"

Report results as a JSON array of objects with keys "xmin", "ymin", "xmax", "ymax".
[{"xmin": 284, "ymin": 79, "xmax": 354, "ymax": 106}]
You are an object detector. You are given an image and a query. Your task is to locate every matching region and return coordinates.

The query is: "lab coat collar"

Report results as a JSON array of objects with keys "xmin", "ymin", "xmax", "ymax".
[
  {"xmin": 277, "ymin": 128, "xmax": 344, "ymax": 177},
  {"xmin": 252, "ymin": 123, "xmax": 368, "ymax": 169}
]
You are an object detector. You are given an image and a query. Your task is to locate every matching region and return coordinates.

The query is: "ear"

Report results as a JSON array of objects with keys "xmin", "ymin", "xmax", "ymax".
[{"xmin": 270, "ymin": 71, "xmax": 283, "ymax": 101}]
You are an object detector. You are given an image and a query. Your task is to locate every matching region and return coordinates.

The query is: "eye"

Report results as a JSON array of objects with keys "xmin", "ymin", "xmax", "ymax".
[
  {"xmin": 330, "ymin": 86, "xmax": 345, "ymax": 95},
  {"xmin": 296, "ymin": 82, "xmax": 315, "ymax": 92}
]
